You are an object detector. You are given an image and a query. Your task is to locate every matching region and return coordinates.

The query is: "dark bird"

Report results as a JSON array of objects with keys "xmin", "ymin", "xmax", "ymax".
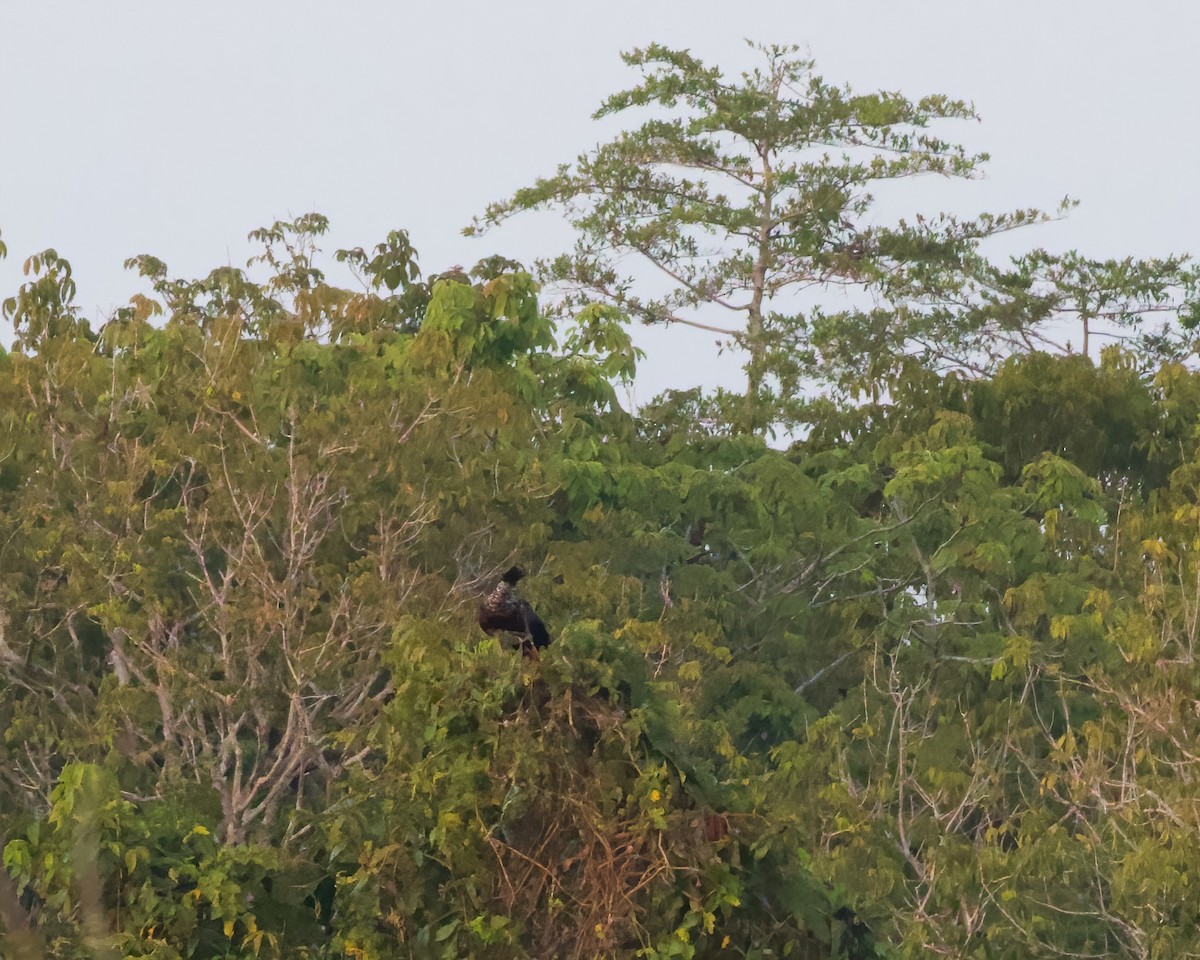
[{"xmin": 477, "ymin": 565, "xmax": 551, "ymax": 656}]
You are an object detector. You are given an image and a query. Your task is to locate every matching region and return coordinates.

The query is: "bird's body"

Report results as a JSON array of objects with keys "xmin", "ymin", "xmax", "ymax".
[{"xmin": 477, "ymin": 565, "xmax": 550, "ymax": 654}]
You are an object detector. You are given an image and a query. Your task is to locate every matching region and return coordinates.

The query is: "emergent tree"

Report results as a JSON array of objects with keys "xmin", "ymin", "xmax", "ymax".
[{"xmin": 472, "ymin": 43, "xmax": 1199, "ymax": 430}]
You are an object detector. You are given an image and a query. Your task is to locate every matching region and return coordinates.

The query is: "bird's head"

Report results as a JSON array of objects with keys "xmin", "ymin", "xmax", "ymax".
[{"xmin": 500, "ymin": 565, "xmax": 526, "ymax": 585}]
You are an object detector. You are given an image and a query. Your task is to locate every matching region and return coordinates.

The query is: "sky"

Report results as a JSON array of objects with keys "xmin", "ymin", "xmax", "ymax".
[{"xmin": 1, "ymin": 2, "xmax": 1197, "ymax": 403}]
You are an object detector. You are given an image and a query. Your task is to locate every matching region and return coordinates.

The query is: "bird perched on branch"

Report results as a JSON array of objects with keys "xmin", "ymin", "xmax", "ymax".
[{"xmin": 477, "ymin": 565, "xmax": 550, "ymax": 656}]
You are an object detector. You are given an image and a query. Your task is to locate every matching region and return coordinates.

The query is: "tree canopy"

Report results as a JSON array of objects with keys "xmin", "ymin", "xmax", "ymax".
[
  {"xmin": 2, "ymin": 42, "xmax": 1200, "ymax": 960},
  {"xmin": 472, "ymin": 43, "xmax": 1199, "ymax": 430}
]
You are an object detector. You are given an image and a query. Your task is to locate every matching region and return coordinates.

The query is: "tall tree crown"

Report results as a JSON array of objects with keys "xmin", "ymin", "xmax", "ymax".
[{"xmin": 473, "ymin": 43, "xmax": 1199, "ymax": 431}]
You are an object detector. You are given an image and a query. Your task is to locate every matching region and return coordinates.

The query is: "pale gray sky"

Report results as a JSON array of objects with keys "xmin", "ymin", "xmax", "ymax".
[{"xmin": 1, "ymin": 2, "xmax": 1196, "ymax": 401}]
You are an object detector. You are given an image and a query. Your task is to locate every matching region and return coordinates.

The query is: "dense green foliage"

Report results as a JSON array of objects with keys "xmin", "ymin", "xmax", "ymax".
[{"xmin": 4, "ymin": 43, "xmax": 1200, "ymax": 960}]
